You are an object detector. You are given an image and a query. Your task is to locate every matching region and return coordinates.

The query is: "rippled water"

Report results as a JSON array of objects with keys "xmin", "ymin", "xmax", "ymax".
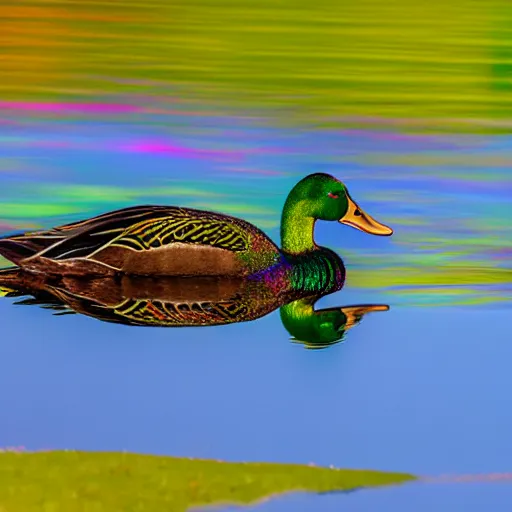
[
  {"xmin": 1, "ymin": 1, "xmax": 512, "ymax": 510},
  {"xmin": 1, "ymin": 110, "xmax": 510, "ymax": 306}
]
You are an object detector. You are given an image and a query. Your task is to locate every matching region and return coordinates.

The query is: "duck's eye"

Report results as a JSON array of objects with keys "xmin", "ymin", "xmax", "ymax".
[{"xmin": 328, "ymin": 192, "xmax": 339, "ymax": 199}]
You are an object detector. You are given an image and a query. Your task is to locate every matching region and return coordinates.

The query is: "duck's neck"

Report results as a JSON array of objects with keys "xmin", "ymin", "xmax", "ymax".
[
  {"xmin": 286, "ymin": 248, "xmax": 345, "ymax": 295},
  {"xmin": 280, "ymin": 200, "xmax": 317, "ymax": 254}
]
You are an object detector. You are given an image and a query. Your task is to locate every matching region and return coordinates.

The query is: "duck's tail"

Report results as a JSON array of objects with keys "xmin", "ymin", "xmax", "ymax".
[
  {"xmin": 0, "ymin": 229, "xmax": 63, "ymax": 265},
  {"xmin": 0, "ymin": 238, "xmax": 37, "ymax": 265}
]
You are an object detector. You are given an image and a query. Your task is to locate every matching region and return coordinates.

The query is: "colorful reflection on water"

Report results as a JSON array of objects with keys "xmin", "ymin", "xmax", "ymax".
[{"xmin": 1, "ymin": 105, "xmax": 510, "ymax": 307}]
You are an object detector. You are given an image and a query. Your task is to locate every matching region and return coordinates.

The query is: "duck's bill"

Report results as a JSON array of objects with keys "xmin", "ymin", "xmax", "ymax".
[{"xmin": 339, "ymin": 193, "xmax": 393, "ymax": 236}]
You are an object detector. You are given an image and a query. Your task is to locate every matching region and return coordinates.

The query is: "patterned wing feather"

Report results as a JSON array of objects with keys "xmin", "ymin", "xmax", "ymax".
[
  {"xmin": 0, "ymin": 205, "xmax": 263, "ymax": 264},
  {"xmin": 0, "ymin": 206, "xmax": 170, "ymax": 262},
  {"xmin": 111, "ymin": 214, "xmax": 249, "ymax": 253}
]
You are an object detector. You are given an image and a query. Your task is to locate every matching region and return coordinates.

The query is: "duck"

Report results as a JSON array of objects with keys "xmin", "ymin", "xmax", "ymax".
[
  {"xmin": 0, "ymin": 268, "xmax": 389, "ymax": 348},
  {"xmin": 0, "ymin": 173, "xmax": 392, "ymax": 279}
]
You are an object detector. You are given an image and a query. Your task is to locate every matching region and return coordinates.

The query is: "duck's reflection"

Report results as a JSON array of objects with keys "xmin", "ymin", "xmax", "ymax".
[
  {"xmin": 281, "ymin": 299, "xmax": 388, "ymax": 349},
  {"xmin": 0, "ymin": 268, "xmax": 388, "ymax": 349}
]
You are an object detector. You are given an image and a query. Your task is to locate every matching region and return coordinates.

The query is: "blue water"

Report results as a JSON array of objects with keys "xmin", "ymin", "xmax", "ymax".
[
  {"xmin": 223, "ymin": 483, "xmax": 512, "ymax": 512},
  {"xmin": 1, "ymin": 108, "xmax": 512, "ymax": 510},
  {"xmin": 2, "ymin": 298, "xmax": 511, "ymax": 473}
]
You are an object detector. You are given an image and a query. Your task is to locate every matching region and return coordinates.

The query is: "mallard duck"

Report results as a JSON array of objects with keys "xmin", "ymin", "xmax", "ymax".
[
  {"xmin": 0, "ymin": 173, "xmax": 392, "ymax": 278},
  {"xmin": 0, "ymin": 268, "xmax": 389, "ymax": 347}
]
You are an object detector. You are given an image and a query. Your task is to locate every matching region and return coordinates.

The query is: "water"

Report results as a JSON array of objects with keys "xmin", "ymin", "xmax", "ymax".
[
  {"xmin": 1, "ymin": 1, "xmax": 512, "ymax": 510},
  {"xmin": 1, "ymin": 113, "xmax": 511, "ymax": 510},
  {"xmin": 224, "ymin": 483, "xmax": 512, "ymax": 512},
  {"xmin": 1, "ymin": 113, "xmax": 510, "ymax": 306}
]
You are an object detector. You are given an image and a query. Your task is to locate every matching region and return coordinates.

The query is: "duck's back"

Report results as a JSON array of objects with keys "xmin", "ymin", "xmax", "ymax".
[{"xmin": 0, "ymin": 205, "xmax": 281, "ymax": 277}]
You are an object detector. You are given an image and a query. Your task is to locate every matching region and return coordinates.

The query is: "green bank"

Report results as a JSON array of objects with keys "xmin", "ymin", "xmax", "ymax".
[{"xmin": 0, "ymin": 451, "xmax": 414, "ymax": 511}]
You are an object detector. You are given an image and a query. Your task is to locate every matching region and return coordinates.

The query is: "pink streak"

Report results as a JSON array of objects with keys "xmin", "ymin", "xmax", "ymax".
[{"xmin": 121, "ymin": 140, "xmax": 243, "ymax": 162}]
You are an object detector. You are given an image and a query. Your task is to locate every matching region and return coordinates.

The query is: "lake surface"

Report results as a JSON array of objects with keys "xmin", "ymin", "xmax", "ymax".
[
  {"xmin": 1, "ymin": 1, "xmax": 512, "ymax": 509},
  {"xmin": 1, "ymin": 110, "xmax": 511, "ymax": 510}
]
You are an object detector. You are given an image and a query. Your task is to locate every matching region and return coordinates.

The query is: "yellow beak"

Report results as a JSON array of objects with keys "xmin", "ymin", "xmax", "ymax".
[{"xmin": 339, "ymin": 192, "xmax": 393, "ymax": 236}]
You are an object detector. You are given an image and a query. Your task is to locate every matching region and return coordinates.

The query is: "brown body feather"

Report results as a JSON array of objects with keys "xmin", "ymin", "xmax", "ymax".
[{"xmin": 0, "ymin": 205, "xmax": 280, "ymax": 277}]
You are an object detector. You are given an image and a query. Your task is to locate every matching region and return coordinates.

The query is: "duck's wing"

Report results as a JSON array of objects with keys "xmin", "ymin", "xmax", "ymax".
[
  {"xmin": 0, "ymin": 206, "xmax": 168, "ymax": 264},
  {"xmin": 0, "ymin": 205, "xmax": 272, "ymax": 266}
]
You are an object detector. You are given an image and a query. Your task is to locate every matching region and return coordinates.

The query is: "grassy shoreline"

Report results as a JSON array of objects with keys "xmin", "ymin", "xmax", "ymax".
[{"xmin": 0, "ymin": 451, "xmax": 414, "ymax": 511}]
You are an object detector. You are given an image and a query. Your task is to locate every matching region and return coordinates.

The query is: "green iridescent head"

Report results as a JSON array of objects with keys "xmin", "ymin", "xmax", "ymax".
[{"xmin": 281, "ymin": 173, "xmax": 393, "ymax": 253}]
